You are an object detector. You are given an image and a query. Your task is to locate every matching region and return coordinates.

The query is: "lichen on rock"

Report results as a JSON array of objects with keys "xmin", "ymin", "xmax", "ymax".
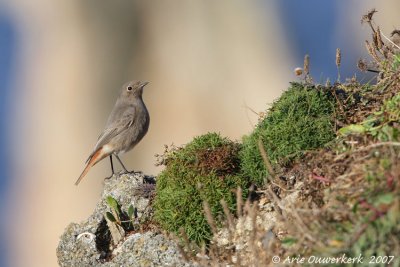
[{"xmin": 57, "ymin": 173, "xmax": 194, "ymax": 267}]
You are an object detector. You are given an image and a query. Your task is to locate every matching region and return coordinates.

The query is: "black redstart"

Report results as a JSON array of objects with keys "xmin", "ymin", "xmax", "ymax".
[{"xmin": 75, "ymin": 80, "xmax": 150, "ymax": 185}]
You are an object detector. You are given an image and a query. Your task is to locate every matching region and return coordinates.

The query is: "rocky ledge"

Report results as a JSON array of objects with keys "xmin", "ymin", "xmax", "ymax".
[{"xmin": 56, "ymin": 173, "xmax": 194, "ymax": 267}]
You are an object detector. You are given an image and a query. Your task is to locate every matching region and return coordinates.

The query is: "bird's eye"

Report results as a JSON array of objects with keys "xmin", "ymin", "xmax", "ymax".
[{"xmin": 127, "ymin": 86, "xmax": 133, "ymax": 91}]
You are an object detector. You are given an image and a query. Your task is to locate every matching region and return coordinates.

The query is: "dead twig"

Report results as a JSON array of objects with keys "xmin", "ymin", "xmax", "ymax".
[{"xmin": 257, "ymin": 138, "xmax": 275, "ymax": 183}]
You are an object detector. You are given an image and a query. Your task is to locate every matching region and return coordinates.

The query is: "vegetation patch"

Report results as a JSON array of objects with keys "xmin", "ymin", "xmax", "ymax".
[
  {"xmin": 180, "ymin": 10, "xmax": 400, "ymax": 266},
  {"xmin": 339, "ymin": 92, "xmax": 400, "ymax": 141},
  {"xmin": 240, "ymin": 83, "xmax": 336, "ymax": 186},
  {"xmin": 154, "ymin": 133, "xmax": 249, "ymax": 244}
]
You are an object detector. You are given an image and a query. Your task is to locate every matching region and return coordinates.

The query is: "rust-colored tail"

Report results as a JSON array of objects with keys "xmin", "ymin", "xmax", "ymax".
[{"xmin": 75, "ymin": 148, "xmax": 108, "ymax": 185}]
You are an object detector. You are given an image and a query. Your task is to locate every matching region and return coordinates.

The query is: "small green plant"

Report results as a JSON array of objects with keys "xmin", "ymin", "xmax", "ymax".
[
  {"xmin": 392, "ymin": 54, "xmax": 400, "ymax": 70},
  {"xmin": 105, "ymin": 196, "xmax": 122, "ymax": 225},
  {"xmin": 105, "ymin": 196, "xmax": 136, "ymax": 229},
  {"xmin": 154, "ymin": 132, "xmax": 249, "ymax": 244},
  {"xmin": 339, "ymin": 93, "xmax": 400, "ymax": 141},
  {"xmin": 240, "ymin": 83, "xmax": 336, "ymax": 185}
]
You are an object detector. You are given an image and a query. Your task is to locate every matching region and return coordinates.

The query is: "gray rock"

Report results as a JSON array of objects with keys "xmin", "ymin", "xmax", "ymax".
[
  {"xmin": 57, "ymin": 172, "xmax": 194, "ymax": 267},
  {"xmin": 102, "ymin": 232, "xmax": 192, "ymax": 267}
]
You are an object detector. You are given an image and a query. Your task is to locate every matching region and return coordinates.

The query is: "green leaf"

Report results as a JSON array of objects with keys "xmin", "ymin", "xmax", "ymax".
[
  {"xmin": 338, "ymin": 124, "xmax": 366, "ymax": 135},
  {"xmin": 128, "ymin": 204, "xmax": 135, "ymax": 219},
  {"xmin": 106, "ymin": 196, "xmax": 120, "ymax": 213},
  {"xmin": 281, "ymin": 237, "xmax": 297, "ymax": 245},
  {"xmin": 375, "ymin": 193, "xmax": 394, "ymax": 205},
  {"xmin": 352, "ymin": 202, "xmax": 359, "ymax": 213},
  {"xmin": 105, "ymin": 212, "xmax": 116, "ymax": 222},
  {"xmin": 392, "ymin": 54, "xmax": 400, "ymax": 70}
]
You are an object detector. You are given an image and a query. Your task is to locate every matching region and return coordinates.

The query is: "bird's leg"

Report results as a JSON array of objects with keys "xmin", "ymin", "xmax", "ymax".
[
  {"xmin": 110, "ymin": 155, "xmax": 115, "ymax": 175},
  {"xmin": 115, "ymin": 154, "xmax": 130, "ymax": 173},
  {"xmin": 105, "ymin": 155, "xmax": 115, "ymax": 179}
]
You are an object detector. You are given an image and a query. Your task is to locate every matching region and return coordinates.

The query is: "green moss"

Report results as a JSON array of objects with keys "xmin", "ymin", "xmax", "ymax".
[
  {"xmin": 240, "ymin": 83, "xmax": 336, "ymax": 186},
  {"xmin": 154, "ymin": 132, "xmax": 249, "ymax": 244}
]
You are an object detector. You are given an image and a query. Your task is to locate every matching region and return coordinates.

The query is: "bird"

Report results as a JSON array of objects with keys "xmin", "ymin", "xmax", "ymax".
[{"xmin": 75, "ymin": 80, "xmax": 150, "ymax": 185}]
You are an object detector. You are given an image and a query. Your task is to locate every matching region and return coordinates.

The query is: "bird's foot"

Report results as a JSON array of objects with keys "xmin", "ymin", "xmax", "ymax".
[
  {"xmin": 119, "ymin": 169, "xmax": 141, "ymax": 175},
  {"xmin": 104, "ymin": 173, "xmax": 115, "ymax": 180}
]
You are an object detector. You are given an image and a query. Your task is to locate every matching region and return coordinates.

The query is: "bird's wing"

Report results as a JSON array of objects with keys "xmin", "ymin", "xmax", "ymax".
[{"xmin": 86, "ymin": 108, "xmax": 136, "ymax": 162}]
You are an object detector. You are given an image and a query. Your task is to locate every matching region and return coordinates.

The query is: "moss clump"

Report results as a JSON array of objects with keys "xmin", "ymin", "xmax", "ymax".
[
  {"xmin": 154, "ymin": 132, "xmax": 248, "ymax": 244},
  {"xmin": 240, "ymin": 83, "xmax": 336, "ymax": 186}
]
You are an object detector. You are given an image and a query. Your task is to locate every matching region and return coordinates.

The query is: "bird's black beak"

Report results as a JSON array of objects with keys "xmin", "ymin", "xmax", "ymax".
[{"xmin": 140, "ymin": 81, "xmax": 149, "ymax": 88}]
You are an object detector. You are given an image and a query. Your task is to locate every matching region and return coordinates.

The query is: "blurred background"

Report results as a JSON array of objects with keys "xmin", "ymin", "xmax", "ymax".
[{"xmin": 0, "ymin": 1, "xmax": 399, "ymax": 266}]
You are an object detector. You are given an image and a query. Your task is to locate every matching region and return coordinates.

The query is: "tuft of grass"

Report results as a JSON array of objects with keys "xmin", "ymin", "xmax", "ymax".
[
  {"xmin": 240, "ymin": 83, "xmax": 336, "ymax": 186},
  {"xmin": 154, "ymin": 133, "xmax": 250, "ymax": 244}
]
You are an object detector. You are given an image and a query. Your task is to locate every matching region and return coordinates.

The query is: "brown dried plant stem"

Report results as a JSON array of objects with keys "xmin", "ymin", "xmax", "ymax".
[
  {"xmin": 203, "ymin": 201, "xmax": 217, "ymax": 235},
  {"xmin": 220, "ymin": 199, "xmax": 234, "ymax": 231},
  {"xmin": 179, "ymin": 228, "xmax": 192, "ymax": 253},
  {"xmin": 354, "ymin": 141, "xmax": 400, "ymax": 152},
  {"xmin": 336, "ymin": 48, "xmax": 341, "ymax": 82},
  {"xmin": 236, "ymin": 186, "xmax": 243, "ymax": 217},
  {"xmin": 304, "ymin": 54, "xmax": 311, "ymax": 82},
  {"xmin": 171, "ymin": 232, "xmax": 190, "ymax": 262},
  {"xmin": 257, "ymin": 138, "xmax": 275, "ymax": 183}
]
